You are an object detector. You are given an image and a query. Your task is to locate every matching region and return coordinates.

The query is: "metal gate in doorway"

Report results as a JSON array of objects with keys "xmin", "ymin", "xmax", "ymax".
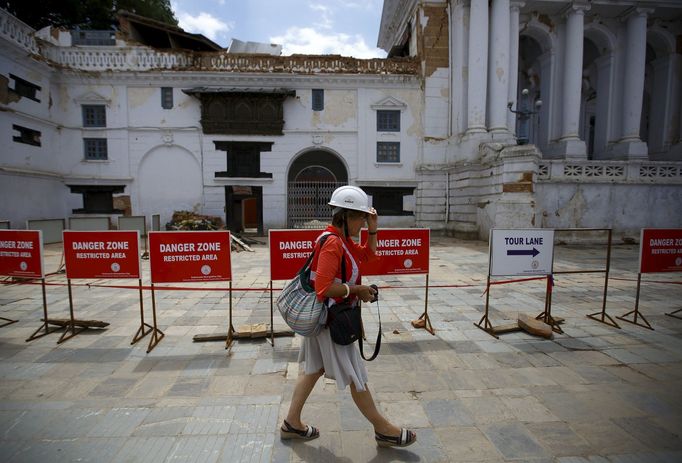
[{"xmin": 287, "ymin": 181, "xmax": 343, "ymax": 228}]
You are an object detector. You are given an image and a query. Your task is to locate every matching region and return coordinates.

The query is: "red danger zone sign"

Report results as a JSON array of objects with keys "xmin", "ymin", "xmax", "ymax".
[
  {"xmin": 63, "ymin": 231, "xmax": 140, "ymax": 279},
  {"xmin": 639, "ymin": 228, "xmax": 682, "ymax": 274},
  {"xmin": 360, "ymin": 228, "xmax": 430, "ymax": 276},
  {"xmin": 0, "ymin": 230, "xmax": 44, "ymax": 278},
  {"xmin": 269, "ymin": 229, "xmax": 321, "ymax": 281},
  {"xmin": 149, "ymin": 231, "xmax": 232, "ymax": 283}
]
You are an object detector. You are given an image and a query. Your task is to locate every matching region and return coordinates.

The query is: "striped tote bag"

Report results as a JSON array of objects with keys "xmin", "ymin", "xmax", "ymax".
[{"xmin": 276, "ymin": 233, "xmax": 333, "ymax": 336}]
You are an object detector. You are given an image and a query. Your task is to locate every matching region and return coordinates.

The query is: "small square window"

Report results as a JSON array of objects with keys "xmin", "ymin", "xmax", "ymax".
[
  {"xmin": 312, "ymin": 89, "xmax": 324, "ymax": 111},
  {"xmin": 12, "ymin": 124, "xmax": 41, "ymax": 146},
  {"xmin": 161, "ymin": 87, "xmax": 173, "ymax": 109},
  {"xmin": 377, "ymin": 110, "xmax": 400, "ymax": 132},
  {"xmin": 377, "ymin": 142, "xmax": 400, "ymax": 163},
  {"xmin": 82, "ymin": 105, "xmax": 106, "ymax": 127},
  {"xmin": 9, "ymin": 74, "xmax": 41, "ymax": 102},
  {"xmin": 84, "ymin": 138, "xmax": 108, "ymax": 160}
]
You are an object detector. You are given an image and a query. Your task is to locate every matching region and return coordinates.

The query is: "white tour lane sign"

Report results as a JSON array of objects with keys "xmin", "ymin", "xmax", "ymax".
[{"xmin": 490, "ymin": 229, "xmax": 555, "ymax": 276}]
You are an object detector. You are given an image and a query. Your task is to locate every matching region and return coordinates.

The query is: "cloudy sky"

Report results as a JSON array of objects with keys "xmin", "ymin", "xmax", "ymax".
[{"xmin": 170, "ymin": 0, "xmax": 387, "ymax": 58}]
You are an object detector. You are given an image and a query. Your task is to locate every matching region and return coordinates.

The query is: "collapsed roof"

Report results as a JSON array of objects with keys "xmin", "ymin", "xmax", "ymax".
[{"xmin": 116, "ymin": 10, "xmax": 223, "ymax": 51}]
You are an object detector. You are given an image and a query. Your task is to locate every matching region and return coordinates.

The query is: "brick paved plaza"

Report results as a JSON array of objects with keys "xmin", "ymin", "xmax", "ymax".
[{"xmin": 1, "ymin": 236, "xmax": 681, "ymax": 462}]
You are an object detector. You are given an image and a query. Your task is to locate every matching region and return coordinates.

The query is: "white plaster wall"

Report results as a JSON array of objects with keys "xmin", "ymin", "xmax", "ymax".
[
  {"xmin": 127, "ymin": 85, "xmax": 200, "ymax": 128},
  {"xmin": 536, "ymin": 182, "xmax": 682, "ymax": 241},
  {"xmin": 136, "ymin": 144, "xmax": 203, "ymax": 226},
  {"xmin": 360, "ymin": 88, "xmax": 421, "ymax": 181},
  {"xmin": 0, "ymin": 172, "xmax": 74, "ymax": 226},
  {"xmin": 0, "ymin": 55, "xmax": 59, "ymax": 173},
  {"xmin": 285, "ymin": 89, "xmax": 357, "ymax": 132}
]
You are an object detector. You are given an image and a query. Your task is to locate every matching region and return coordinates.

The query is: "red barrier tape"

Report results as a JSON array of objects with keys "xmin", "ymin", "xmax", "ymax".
[
  {"xmin": 10, "ymin": 275, "xmax": 674, "ymax": 294},
  {"xmin": 481, "ymin": 276, "xmax": 548, "ymax": 296},
  {"xmin": 610, "ymin": 277, "xmax": 682, "ymax": 285},
  {"xmin": 0, "ymin": 279, "xmax": 485, "ymax": 292}
]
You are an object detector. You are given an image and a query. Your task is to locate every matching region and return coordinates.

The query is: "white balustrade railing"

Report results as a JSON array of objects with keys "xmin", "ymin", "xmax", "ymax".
[
  {"xmin": 538, "ymin": 160, "xmax": 682, "ymax": 183},
  {"xmin": 0, "ymin": 8, "xmax": 38, "ymax": 54}
]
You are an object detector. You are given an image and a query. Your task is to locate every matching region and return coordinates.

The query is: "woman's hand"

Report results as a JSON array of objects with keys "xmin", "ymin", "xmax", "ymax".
[
  {"xmin": 354, "ymin": 284, "xmax": 377, "ymax": 303},
  {"xmin": 367, "ymin": 207, "xmax": 378, "ymax": 232}
]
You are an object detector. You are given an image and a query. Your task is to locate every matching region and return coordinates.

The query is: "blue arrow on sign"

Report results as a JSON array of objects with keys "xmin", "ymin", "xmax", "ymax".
[{"xmin": 507, "ymin": 248, "xmax": 540, "ymax": 257}]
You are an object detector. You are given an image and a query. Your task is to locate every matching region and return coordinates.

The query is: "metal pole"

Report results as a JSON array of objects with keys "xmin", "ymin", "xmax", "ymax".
[
  {"xmin": 26, "ymin": 278, "xmax": 57, "ymax": 341},
  {"xmin": 226, "ymin": 281, "xmax": 234, "ymax": 350},
  {"xmin": 146, "ymin": 283, "xmax": 165, "ymax": 352},
  {"xmin": 602, "ymin": 229, "xmax": 612, "ymax": 314},
  {"xmin": 269, "ymin": 280, "xmax": 274, "ymax": 346},
  {"xmin": 58, "ymin": 279, "xmax": 81, "ymax": 343},
  {"xmin": 131, "ymin": 278, "xmax": 151, "ymax": 345},
  {"xmin": 617, "ymin": 273, "xmax": 653, "ymax": 330},
  {"xmin": 634, "ymin": 273, "xmax": 642, "ymax": 323}
]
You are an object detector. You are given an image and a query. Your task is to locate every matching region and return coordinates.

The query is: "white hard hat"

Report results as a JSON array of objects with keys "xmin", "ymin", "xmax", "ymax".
[{"xmin": 328, "ymin": 185, "xmax": 372, "ymax": 214}]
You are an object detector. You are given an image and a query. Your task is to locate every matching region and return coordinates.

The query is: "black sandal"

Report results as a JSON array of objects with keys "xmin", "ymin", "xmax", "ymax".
[
  {"xmin": 280, "ymin": 419, "xmax": 320, "ymax": 440},
  {"xmin": 375, "ymin": 428, "xmax": 417, "ymax": 448}
]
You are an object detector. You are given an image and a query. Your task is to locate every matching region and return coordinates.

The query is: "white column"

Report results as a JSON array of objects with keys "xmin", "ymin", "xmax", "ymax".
[
  {"xmin": 558, "ymin": 2, "xmax": 590, "ymax": 157},
  {"xmin": 507, "ymin": 1, "xmax": 524, "ymax": 133},
  {"xmin": 466, "ymin": 0, "xmax": 489, "ymax": 134},
  {"xmin": 487, "ymin": 0, "xmax": 511, "ymax": 136},
  {"xmin": 648, "ymin": 57, "xmax": 671, "ymax": 154},
  {"xmin": 615, "ymin": 8, "xmax": 652, "ymax": 158}
]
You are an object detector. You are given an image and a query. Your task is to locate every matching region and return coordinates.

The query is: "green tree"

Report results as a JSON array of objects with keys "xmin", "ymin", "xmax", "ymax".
[{"xmin": 3, "ymin": 0, "xmax": 177, "ymax": 30}]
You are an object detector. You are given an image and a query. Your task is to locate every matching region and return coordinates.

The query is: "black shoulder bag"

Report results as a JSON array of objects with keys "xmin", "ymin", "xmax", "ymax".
[{"xmin": 326, "ymin": 249, "xmax": 382, "ymax": 361}]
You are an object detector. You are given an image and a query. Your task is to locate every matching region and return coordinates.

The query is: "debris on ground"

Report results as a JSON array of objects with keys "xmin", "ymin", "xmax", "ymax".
[
  {"xmin": 231, "ymin": 234, "xmax": 254, "ymax": 252},
  {"xmin": 518, "ymin": 313, "xmax": 553, "ymax": 338},
  {"xmin": 166, "ymin": 211, "xmax": 223, "ymax": 231}
]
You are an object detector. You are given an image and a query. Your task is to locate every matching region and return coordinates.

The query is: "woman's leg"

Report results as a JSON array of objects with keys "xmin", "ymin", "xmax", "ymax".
[
  {"xmin": 284, "ymin": 368, "xmax": 324, "ymax": 429},
  {"xmin": 349, "ymin": 383, "xmax": 401, "ymax": 436}
]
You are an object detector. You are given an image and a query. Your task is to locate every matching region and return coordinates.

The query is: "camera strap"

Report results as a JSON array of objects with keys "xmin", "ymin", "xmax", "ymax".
[{"xmin": 338, "ymin": 247, "xmax": 381, "ymax": 361}]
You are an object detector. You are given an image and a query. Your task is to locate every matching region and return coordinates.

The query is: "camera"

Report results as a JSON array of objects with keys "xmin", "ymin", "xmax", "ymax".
[{"xmin": 369, "ymin": 284, "xmax": 379, "ymax": 303}]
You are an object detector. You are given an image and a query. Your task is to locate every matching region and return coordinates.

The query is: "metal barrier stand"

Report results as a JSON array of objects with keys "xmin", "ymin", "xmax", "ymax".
[
  {"xmin": 666, "ymin": 308, "xmax": 682, "ymax": 320},
  {"xmin": 616, "ymin": 273, "xmax": 654, "ymax": 330},
  {"xmin": 534, "ymin": 275, "xmax": 564, "ymax": 334},
  {"xmin": 416, "ymin": 274, "xmax": 435, "ymax": 335},
  {"xmin": 147, "ymin": 283, "xmax": 166, "ymax": 353},
  {"xmin": 225, "ymin": 281, "xmax": 235, "ymax": 350},
  {"xmin": 0, "ymin": 316, "xmax": 18, "ymax": 328},
  {"xmin": 550, "ymin": 228, "xmax": 620, "ymax": 329},
  {"xmin": 25, "ymin": 278, "xmax": 60, "ymax": 341},
  {"xmin": 475, "ymin": 274, "xmax": 499, "ymax": 339},
  {"xmin": 58, "ymin": 279, "xmax": 85, "ymax": 343},
  {"xmin": 131, "ymin": 278, "xmax": 153, "ymax": 344}
]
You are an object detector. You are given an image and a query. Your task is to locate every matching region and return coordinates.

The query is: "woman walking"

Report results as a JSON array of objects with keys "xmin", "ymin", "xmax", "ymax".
[{"xmin": 280, "ymin": 185, "xmax": 417, "ymax": 448}]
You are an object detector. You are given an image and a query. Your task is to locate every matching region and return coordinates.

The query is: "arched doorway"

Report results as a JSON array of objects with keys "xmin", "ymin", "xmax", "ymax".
[{"xmin": 287, "ymin": 150, "xmax": 348, "ymax": 228}]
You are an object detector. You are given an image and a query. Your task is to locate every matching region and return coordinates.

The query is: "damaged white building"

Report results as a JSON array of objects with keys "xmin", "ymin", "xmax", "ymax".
[{"xmin": 1, "ymin": 1, "xmax": 681, "ymax": 240}]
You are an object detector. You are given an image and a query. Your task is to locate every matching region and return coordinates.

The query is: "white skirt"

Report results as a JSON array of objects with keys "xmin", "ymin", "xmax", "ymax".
[{"xmin": 299, "ymin": 327, "xmax": 369, "ymax": 391}]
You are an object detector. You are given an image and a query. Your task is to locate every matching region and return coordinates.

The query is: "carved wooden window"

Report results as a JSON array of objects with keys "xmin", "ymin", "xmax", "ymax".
[{"xmin": 197, "ymin": 92, "xmax": 291, "ymax": 135}]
